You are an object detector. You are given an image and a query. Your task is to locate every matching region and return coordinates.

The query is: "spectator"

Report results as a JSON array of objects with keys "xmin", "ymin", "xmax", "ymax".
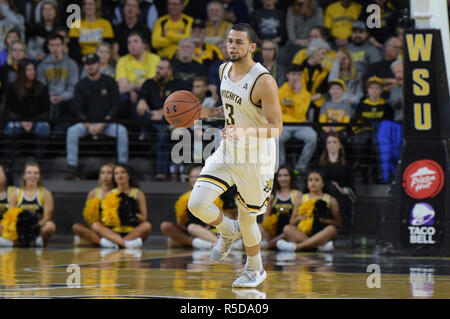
[
  {"xmin": 351, "ymin": 76, "xmax": 393, "ymax": 184},
  {"xmin": 172, "ymin": 38, "xmax": 207, "ymax": 89},
  {"xmin": 113, "ymin": 0, "xmax": 152, "ymax": 57},
  {"xmin": 4, "ymin": 162, "xmax": 56, "ymax": 247},
  {"xmin": 90, "ymin": 164, "xmax": 152, "ymax": 249},
  {"xmin": 220, "ymin": 0, "xmax": 249, "ymax": 24},
  {"xmin": 377, "ymin": 59, "xmax": 403, "ymax": 184},
  {"xmin": 193, "ymin": 76, "xmax": 217, "ymax": 109},
  {"xmin": 0, "ymin": 40, "xmax": 27, "ymax": 102},
  {"xmin": 160, "ymin": 166, "xmax": 224, "ymax": 249},
  {"xmin": 4, "ymin": 59, "xmax": 50, "ymax": 159},
  {"xmin": 0, "ymin": 28, "xmax": 21, "ymax": 67},
  {"xmin": 258, "ymin": 39, "xmax": 285, "ymax": 88},
  {"xmin": 358, "ymin": 0, "xmax": 401, "ymax": 49},
  {"xmin": 113, "ymin": 0, "xmax": 159, "ymax": 32},
  {"xmin": 136, "ymin": 58, "xmax": 185, "ymax": 181},
  {"xmin": 347, "ymin": 20, "xmax": 382, "ymax": 78},
  {"xmin": 207, "ymin": 38, "xmax": 228, "ymax": 102},
  {"xmin": 328, "ymin": 47, "xmax": 363, "ymax": 106},
  {"xmin": 298, "ymin": 38, "xmax": 331, "ymax": 121},
  {"xmin": 291, "ymin": 26, "xmax": 335, "ymax": 72},
  {"xmin": 65, "ymin": 53, "xmax": 129, "ymax": 180},
  {"xmin": 81, "ymin": 42, "xmax": 115, "ymax": 78},
  {"xmin": 54, "ymin": 26, "xmax": 70, "ymax": 56},
  {"xmin": 319, "ymin": 79, "xmax": 352, "ymax": 137},
  {"xmin": 250, "ymin": 0, "xmax": 286, "ymax": 46},
  {"xmin": 0, "ymin": 164, "xmax": 17, "ymax": 219},
  {"xmin": 278, "ymin": 64, "xmax": 317, "ymax": 175},
  {"xmin": 316, "ymin": 132, "xmax": 355, "ymax": 232},
  {"xmin": 204, "ymin": 0, "xmax": 233, "ymax": 47},
  {"xmin": 282, "ymin": 0, "xmax": 324, "ymax": 66},
  {"xmin": 116, "ymin": 31, "xmax": 160, "ymax": 119},
  {"xmin": 68, "ymin": 0, "xmax": 114, "ymax": 64},
  {"xmin": 0, "ymin": 0, "xmax": 25, "ymax": 53},
  {"xmin": 259, "ymin": 165, "xmax": 300, "ymax": 250},
  {"xmin": 190, "ymin": 19, "xmax": 223, "ymax": 69},
  {"xmin": 151, "ymin": 0, "xmax": 194, "ymax": 59},
  {"xmin": 276, "ymin": 169, "xmax": 341, "ymax": 252},
  {"xmin": 72, "ymin": 163, "xmax": 114, "ymax": 246},
  {"xmin": 26, "ymin": 1, "xmax": 60, "ymax": 62},
  {"xmin": 37, "ymin": 33, "xmax": 79, "ymax": 133},
  {"xmin": 363, "ymin": 36, "xmax": 401, "ymax": 99},
  {"xmin": 324, "ymin": 0, "xmax": 362, "ymax": 47},
  {"xmin": 286, "ymin": 0, "xmax": 324, "ymax": 49}
]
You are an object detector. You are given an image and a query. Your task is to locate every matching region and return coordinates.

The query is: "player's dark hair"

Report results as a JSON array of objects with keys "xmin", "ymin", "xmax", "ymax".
[{"xmin": 226, "ymin": 23, "xmax": 258, "ymax": 44}]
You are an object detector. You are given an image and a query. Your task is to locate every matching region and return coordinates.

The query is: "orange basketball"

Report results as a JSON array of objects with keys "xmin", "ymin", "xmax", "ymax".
[{"xmin": 163, "ymin": 90, "xmax": 202, "ymax": 128}]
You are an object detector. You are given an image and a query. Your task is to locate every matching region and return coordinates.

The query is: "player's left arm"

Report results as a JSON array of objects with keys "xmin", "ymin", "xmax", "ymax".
[{"xmin": 200, "ymin": 106, "xmax": 225, "ymax": 119}]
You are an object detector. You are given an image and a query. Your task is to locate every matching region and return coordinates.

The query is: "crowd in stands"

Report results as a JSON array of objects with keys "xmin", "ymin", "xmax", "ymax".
[{"xmin": 0, "ymin": 0, "xmax": 414, "ymax": 249}]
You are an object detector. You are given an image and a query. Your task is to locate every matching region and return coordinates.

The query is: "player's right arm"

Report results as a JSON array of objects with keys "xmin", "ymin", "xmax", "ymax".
[{"xmin": 200, "ymin": 62, "xmax": 226, "ymax": 120}]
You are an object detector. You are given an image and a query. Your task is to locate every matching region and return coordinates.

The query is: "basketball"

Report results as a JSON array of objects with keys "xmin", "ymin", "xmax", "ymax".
[{"xmin": 163, "ymin": 90, "xmax": 202, "ymax": 128}]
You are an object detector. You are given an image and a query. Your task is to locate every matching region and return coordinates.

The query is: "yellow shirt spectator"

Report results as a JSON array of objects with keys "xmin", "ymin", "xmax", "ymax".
[
  {"xmin": 324, "ymin": 1, "xmax": 362, "ymax": 40},
  {"xmin": 152, "ymin": 14, "xmax": 194, "ymax": 59},
  {"xmin": 193, "ymin": 42, "xmax": 223, "ymax": 66},
  {"xmin": 69, "ymin": 18, "xmax": 114, "ymax": 56},
  {"xmin": 292, "ymin": 48, "xmax": 336, "ymax": 72},
  {"xmin": 205, "ymin": 20, "xmax": 232, "ymax": 45},
  {"xmin": 115, "ymin": 51, "xmax": 161, "ymax": 85},
  {"xmin": 278, "ymin": 82, "xmax": 311, "ymax": 123}
]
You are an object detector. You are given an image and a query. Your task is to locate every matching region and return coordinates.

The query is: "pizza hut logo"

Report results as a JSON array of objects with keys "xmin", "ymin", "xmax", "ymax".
[{"xmin": 403, "ymin": 160, "xmax": 444, "ymax": 199}]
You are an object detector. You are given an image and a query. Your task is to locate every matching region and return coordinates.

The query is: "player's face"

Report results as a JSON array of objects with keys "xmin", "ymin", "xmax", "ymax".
[
  {"xmin": 114, "ymin": 166, "xmax": 130, "ymax": 186},
  {"xmin": 24, "ymin": 165, "xmax": 40, "ymax": 187},
  {"xmin": 277, "ymin": 168, "xmax": 290, "ymax": 188},
  {"xmin": 100, "ymin": 165, "xmax": 113, "ymax": 187},
  {"xmin": 307, "ymin": 173, "xmax": 324, "ymax": 193},
  {"xmin": 326, "ymin": 136, "xmax": 342, "ymax": 154},
  {"xmin": 226, "ymin": 30, "xmax": 255, "ymax": 63}
]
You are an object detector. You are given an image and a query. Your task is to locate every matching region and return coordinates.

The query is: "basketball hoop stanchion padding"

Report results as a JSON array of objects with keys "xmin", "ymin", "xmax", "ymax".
[{"xmin": 375, "ymin": 29, "xmax": 450, "ymax": 256}]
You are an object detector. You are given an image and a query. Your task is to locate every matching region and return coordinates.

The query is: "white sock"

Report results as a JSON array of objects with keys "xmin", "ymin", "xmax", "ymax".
[
  {"xmin": 124, "ymin": 237, "xmax": 143, "ymax": 248},
  {"xmin": 246, "ymin": 252, "xmax": 263, "ymax": 271},
  {"xmin": 215, "ymin": 216, "xmax": 236, "ymax": 237},
  {"xmin": 0, "ymin": 236, "xmax": 14, "ymax": 247}
]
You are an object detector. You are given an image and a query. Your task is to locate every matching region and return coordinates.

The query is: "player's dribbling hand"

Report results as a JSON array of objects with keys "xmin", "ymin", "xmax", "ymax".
[{"xmin": 221, "ymin": 125, "xmax": 244, "ymax": 140}]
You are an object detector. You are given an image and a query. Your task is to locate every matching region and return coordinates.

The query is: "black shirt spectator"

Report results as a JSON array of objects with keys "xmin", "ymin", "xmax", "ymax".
[
  {"xmin": 172, "ymin": 38, "xmax": 207, "ymax": 89},
  {"xmin": 250, "ymin": 0, "xmax": 287, "ymax": 45}
]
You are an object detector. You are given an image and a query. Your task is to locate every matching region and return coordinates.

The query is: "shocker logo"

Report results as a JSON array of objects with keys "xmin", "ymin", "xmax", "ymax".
[{"xmin": 263, "ymin": 179, "xmax": 273, "ymax": 193}]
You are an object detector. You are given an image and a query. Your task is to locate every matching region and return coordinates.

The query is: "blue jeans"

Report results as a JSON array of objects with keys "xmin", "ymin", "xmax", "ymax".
[
  {"xmin": 66, "ymin": 122, "xmax": 129, "ymax": 166},
  {"xmin": 5, "ymin": 121, "xmax": 50, "ymax": 137}
]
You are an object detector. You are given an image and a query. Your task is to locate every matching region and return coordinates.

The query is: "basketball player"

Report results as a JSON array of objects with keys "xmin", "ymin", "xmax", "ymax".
[{"xmin": 187, "ymin": 23, "xmax": 283, "ymax": 288}]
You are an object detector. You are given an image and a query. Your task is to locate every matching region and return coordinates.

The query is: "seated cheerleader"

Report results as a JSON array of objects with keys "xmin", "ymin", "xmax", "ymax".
[
  {"xmin": 276, "ymin": 169, "xmax": 342, "ymax": 252},
  {"xmin": 160, "ymin": 166, "xmax": 226, "ymax": 250},
  {"xmin": 91, "ymin": 164, "xmax": 152, "ymax": 249},
  {"xmin": 259, "ymin": 165, "xmax": 300, "ymax": 249},
  {"xmin": 0, "ymin": 165, "xmax": 18, "ymax": 228},
  {"xmin": 72, "ymin": 163, "xmax": 115, "ymax": 246},
  {"xmin": 0, "ymin": 162, "xmax": 56, "ymax": 247}
]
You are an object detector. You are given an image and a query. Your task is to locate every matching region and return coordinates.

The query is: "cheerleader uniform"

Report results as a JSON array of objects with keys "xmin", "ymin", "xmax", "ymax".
[
  {"xmin": 271, "ymin": 190, "xmax": 298, "ymax": 236},
  {"xmin": 0, "ymin": 186, "xmax": 17, "ymax": 220},
  {"xmin": 109, "ymin": 188, "xmax": 139, "ymax": 237},
  {"xmin": 302, "ymin": 193, "xmax": 331, "ymax": 236},
  {"xmin": 16, "ymin": 187, "xmax": 46, "ymax": 220}
]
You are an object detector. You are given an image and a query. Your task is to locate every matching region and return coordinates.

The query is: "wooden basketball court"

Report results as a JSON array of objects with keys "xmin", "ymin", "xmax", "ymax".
[{"xmin": 1, "ymin": 243, "xmax": 449, "ymax": 299}]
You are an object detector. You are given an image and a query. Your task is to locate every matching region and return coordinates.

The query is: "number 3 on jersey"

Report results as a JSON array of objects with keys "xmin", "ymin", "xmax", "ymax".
[{"xmin": 225, "ymin": 103, "xmax": 235, "ymax": 125}]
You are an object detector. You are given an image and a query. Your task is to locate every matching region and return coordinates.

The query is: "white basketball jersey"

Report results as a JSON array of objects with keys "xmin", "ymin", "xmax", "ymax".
[{"xmin": 220, "ymin": 62, "xmax": 270, "ymax": 129}]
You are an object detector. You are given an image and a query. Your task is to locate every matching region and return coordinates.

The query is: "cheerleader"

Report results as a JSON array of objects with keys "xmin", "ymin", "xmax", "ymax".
[
  {"xmin": 91, "ymin": 164, "xmax": 152, "ymax": 249},
  {"xmin": 0, "ymin": 165, "xmax": 17, "ymax": 225},
  {"xmin": 259, "ymin": 166, "xmax": 300, "ymax": 249},
  {"xmin": 72, "ymin": 163, "xmax": 115, "ymax": 246},
  {"xmin": 0, "ymin": 162, "xmax": 55, "ymax": 247},
  {"xmin": 276, "ymin": 169, "xmax": 341, "ymax": 252},
  {"xmin": 160, "ymin": 167, "xmax": 224, "ymax": 250}
]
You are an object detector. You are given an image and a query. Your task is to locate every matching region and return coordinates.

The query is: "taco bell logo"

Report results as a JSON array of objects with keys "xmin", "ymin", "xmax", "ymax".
[
  {"xmin": 408, "ymin": 203, "xmax": 436, "ymax": 245},
  {"xmin": 410, "ymin": 203, "xmax": 435, "ymax": 226}
]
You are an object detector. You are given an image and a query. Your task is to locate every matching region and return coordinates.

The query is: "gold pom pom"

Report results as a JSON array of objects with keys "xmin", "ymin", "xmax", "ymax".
[
  {"xmin": 261, "ymin": 212, "xmax": 279, "ymax": 237},
  {"xmin": 82, "ymin": 198, "xmax": 101, "ymax": 226},
  {"xmin": 297, "ymin": 199, "xmax": 316, "ymax": 235},
  {"xmin": 101, "ymin": 192, "xmax": 121, "ymax": 227},
  {"xmin": 1, "ymin": 207, "xmax": 23, "ymax": 242}
]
